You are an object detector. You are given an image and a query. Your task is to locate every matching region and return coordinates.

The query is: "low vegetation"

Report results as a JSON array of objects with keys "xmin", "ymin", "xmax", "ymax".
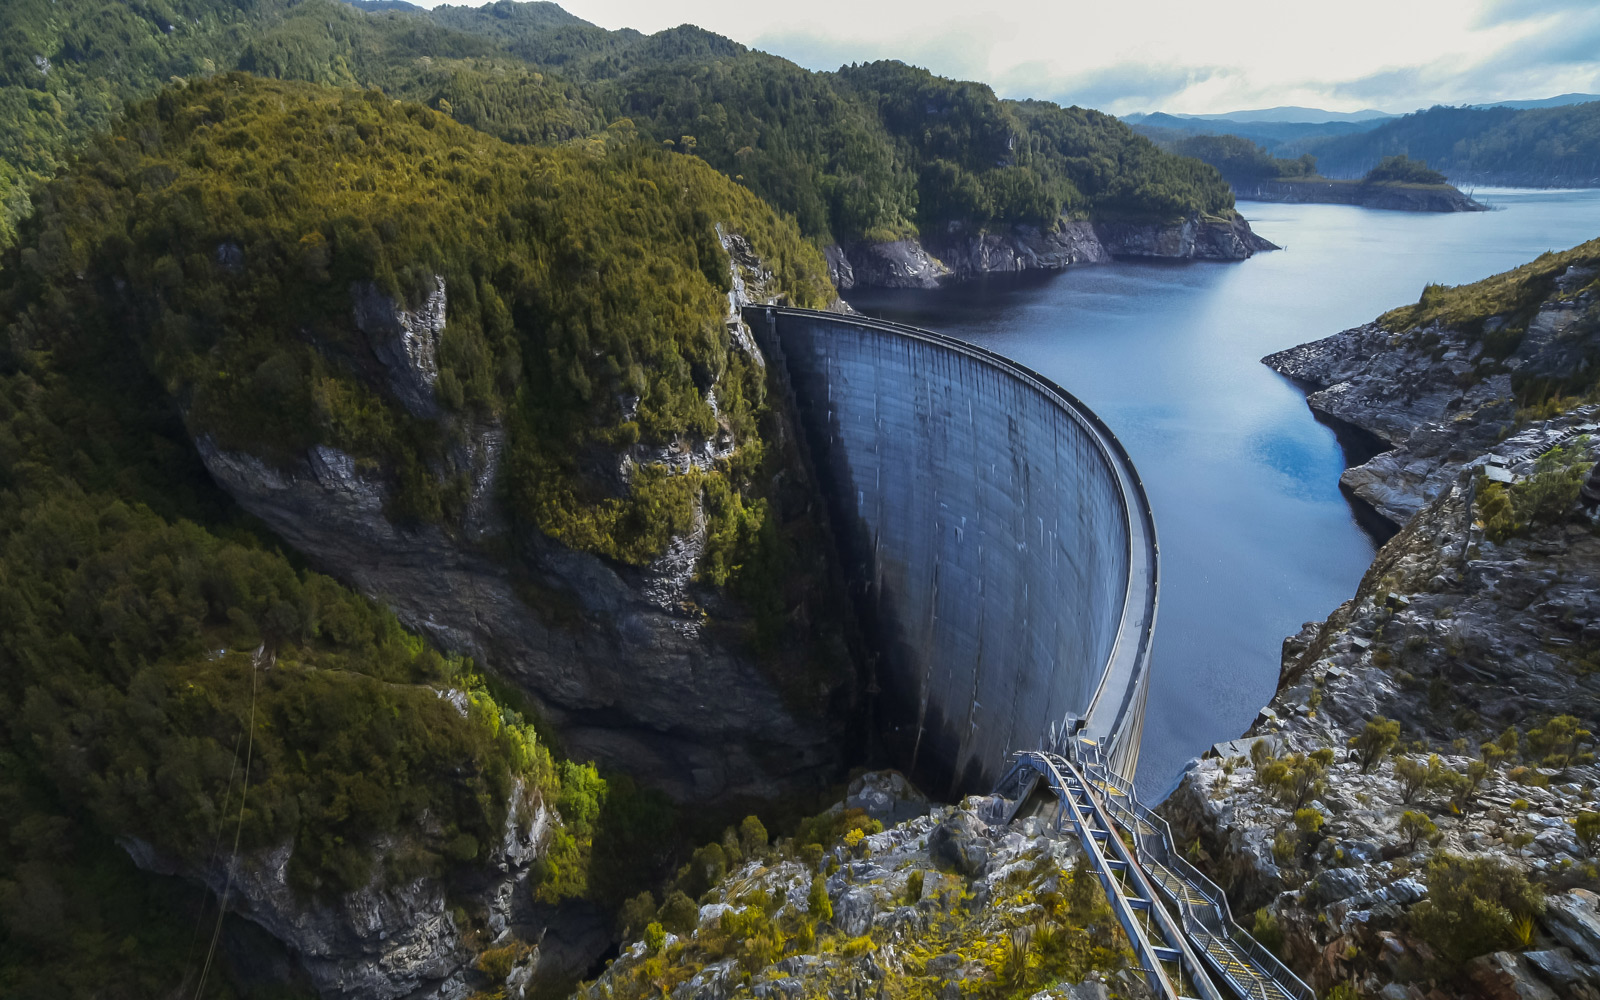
[
  {"xmin": 1478, "ymin": 441, "xmax": 1595, "ymax": 543},
  {"xmin": 1379, "ymin": 236, "xmax": 1600, "ymax": 339},
  {"xmin": 589, "ymin": 826, "xmax": 1134, "ymax": 1000},
  {"xmin": 1408, "ymin": 853, "xmax": 1545, "ymax": 966}
]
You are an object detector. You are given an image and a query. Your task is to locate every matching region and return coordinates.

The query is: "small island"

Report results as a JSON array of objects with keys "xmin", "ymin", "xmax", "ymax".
[{"xmin": 1170, "ymin": 136, "xmax": 1488, "ymax": 212}]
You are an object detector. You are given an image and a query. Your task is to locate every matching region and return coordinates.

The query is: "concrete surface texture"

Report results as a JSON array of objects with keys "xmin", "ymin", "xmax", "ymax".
[{"xmin": 749, "ymin": 307, "xmax": 1157, "ymax": 792}]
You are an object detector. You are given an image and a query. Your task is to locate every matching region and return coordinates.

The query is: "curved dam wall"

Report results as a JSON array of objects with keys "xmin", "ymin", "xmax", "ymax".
[{"xmin": 747, "ymin": 307, "xmax": 1158, "ymax": 790}]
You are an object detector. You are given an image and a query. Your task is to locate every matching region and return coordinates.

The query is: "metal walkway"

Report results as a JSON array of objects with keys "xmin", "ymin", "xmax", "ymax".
[{"xmin": 995, "ymin": 748, "xmax": 1314, "ymax": 1000}]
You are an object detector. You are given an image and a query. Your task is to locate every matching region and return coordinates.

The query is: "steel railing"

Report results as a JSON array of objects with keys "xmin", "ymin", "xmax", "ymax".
[
  {"xmin": 998, "ymin": 748, "xmax": 1314, "ymax": 1000},
  {"xmin": 1060, "ymin": 743, "xmax": 1315, "ymax": 1000}
]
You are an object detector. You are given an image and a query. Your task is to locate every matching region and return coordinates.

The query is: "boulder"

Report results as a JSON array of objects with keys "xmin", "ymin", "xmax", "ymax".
[
  {"xmin": 833, "ymin": 887, "xmax": 878, "ymax": 937},
  {"xmin": 928, "ymin": 812, "xmax": 992, "ymax": 877},
  {"xmin": 1546, "ymin": 890, "xmax": 1600, "ymax": 965},
  {"xmin": 1469, "ymin": 952, "xmax": 1559, "ymax": 1000}
]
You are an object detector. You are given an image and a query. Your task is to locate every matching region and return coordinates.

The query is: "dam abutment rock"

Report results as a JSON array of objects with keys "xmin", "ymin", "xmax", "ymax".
[{"xmin": 748, "ymin": 307, "xmax": 1158, "ymax": 792}]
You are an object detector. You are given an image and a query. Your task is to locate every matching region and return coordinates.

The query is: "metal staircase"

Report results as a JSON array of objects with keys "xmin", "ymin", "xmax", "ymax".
[{"xmin": 995, "ymin": 747, "xmax": 1314, "ymax": 1000}]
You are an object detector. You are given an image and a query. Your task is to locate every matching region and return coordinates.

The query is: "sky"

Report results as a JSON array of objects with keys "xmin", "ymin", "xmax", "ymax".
[{"xmin": 415, "ymin": 0, "xmax": 1600, "ymax": 116}]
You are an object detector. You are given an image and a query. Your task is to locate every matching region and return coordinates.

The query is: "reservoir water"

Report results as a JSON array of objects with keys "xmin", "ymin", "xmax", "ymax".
[{"xmin": 844, "ymin": 188, "xmax": 1600, "ymax": 798}]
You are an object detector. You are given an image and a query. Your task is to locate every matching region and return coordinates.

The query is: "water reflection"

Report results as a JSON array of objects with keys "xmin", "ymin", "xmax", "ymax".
[{"xmin": 845, "ymin": 189, "xmax": 1600, "ymax": 798}]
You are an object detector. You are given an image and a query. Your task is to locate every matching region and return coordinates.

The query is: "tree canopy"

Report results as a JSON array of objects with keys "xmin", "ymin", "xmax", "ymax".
[
  {"xmin": 0, "ymin": 0, "xmax": 1238, "ymax": 247},
  {"xmin": 0, "ymin": 72, "xmax": 834, "ymax": 995},
  {"xmin": 1305, "ymin": 101, "xmax": 1600, "ymax": 184}
]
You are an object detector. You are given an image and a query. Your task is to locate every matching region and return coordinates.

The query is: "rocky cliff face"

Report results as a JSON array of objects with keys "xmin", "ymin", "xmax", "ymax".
[
  {"xmin": 825, "ymin": 213, "xmax": 1275, "ymax": 289},
  {"xmin": 1162, "ymin": 448, "xmax": 1600, "ymax": 997},
  {"xmin": 193, "ymin": 233, "xmax": 856, "ymax": 803},
  {"xmin": 1264, "ymin": 263, "xmax": 1599, "ymax": 525},
  {"xmin": 1233, "ymin": 179, "xmax": 1487, "ymax": 212},
  {"xmin": 121, "ymin": 779, "xmax": 601, "ymax": 1000},
  {"xmin": 1163, "ymin": 261, "xmax": 1600, "ymax": 999}
]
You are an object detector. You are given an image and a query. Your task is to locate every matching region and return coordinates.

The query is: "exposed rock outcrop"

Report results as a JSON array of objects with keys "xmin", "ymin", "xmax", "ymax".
[
  {"xmin": 193, "ymin": 240, "xmax": 856, "ymax": 804},
  {"xmin": 1167, "ymin": 257, "xmax": 1600, "ymax": 998},
  {"xmin": 122, "ymin": 781, "xmax": 573, "ymax": 1000},
  {"xmin": 1163, "ymin": 448, "xmax": 1600, "ymax": 995},
  {"xmin": 352, "ymin": 275, "xmax": 448, "ymax": 420},
  {"xmin": 579, "ymin": 772, "xmax": 1151, "ymax": 1000},
  {"xmin": 825, "ymin": 238, "xmax": 952, "ymax": 290},
  {"xmin": 825, "ymin": 213, "xmax": 1275, "ymax": 289},
  {"xmin": 1264, "ymin": 266, "xmax": 1600, "ymax": 525},
  {"xmin": 925, "ymin": 220, "xmax": 1110, "ymax": 280},
  {"xmin": 1091, "ymin": 212, "xmax": 1277, "ymax": 260}
]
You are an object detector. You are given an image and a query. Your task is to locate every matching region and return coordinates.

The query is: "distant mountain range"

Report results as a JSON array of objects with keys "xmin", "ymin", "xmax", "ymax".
[
  {"xmin": 1125, "ymin": 93, "xmax": 1600, "ymax": 127},
  {"xmin": 1469, "ymin": 92, "xmax": 1600, "ymax": 111},
  {"xmin": 1126, "ymin": 106, "xmax": 1392, "ymax": 124}
]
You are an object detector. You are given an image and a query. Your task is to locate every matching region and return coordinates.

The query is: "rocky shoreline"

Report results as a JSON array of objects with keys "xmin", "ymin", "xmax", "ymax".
[
  {"xmin": 825, "ymin": 213, "xmax": 1276, "ymax": 290},
  {"xmin": 1161, "ymin": 252, "xmax": 1600, "ymax": 997},
  {"xmin": 1233, "ymin": 179, "xmax": 1486, "ymax": 212}
]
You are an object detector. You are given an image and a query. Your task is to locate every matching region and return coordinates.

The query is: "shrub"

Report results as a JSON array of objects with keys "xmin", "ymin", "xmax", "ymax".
[
  {"xmin": 737, "ymin": 815, "xmax": 769, "ymax": 858},
  {"xmin": 1457, "ymin": 759, "xmax": 1490, "ymax": 809},
  {"xmin": 1511, "ymin": 444, "xmax": 1591, "ymax": 530},
  {"xmin": 1351, "ymin": 717, "xmax": 1401, "ymax": 772},
  {"xmin": 1399, "ymin": 811, "xmax": 1439, "ymax": 852},
  {"xmin": 618, "ymin": 891, "xmax": 658, "ymax": 939},
  {"xmin": 642, "ymin": 922, "xmax": 667, "ymax": 955},
  {"xmin": 1252, "ymin": 909, "xmax": 1285, "ymax": 957},
  {"xmin": 1395, "ymin": 756, "xmax": 1429, "ymax": 803},
  {"xmin": 807, "ymin": 874, "xmax": 832, "ymax": 924},
  {"xmin": 1577, "ymin": 812, "xmax": 1600, "ymax": 856},
  {"xmin": 1527, "ymin": 715, "xmax": 1595, "ymax": 769},
  {"xmin": 1409, "ymin": 853, "xmax": 1544, "ymax": 965},
  {"xmin": 1478, "ymin": 479, "xmax": 1517, "ymax": 542},
  {"xmin": 658, "ymin": 890, "xmax": 699, "ymax": 934}
]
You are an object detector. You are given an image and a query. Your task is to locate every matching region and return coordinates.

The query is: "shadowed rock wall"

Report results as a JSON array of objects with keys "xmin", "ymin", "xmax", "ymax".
[{"xmin": 749, "ymin": 308, "xmax": 1157, "ymax": 791}]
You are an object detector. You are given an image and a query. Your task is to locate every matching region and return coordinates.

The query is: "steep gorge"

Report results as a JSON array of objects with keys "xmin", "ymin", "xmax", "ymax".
[{"xmin": 0, "ymin": 75, "xmax": 861, "ymax": 998}]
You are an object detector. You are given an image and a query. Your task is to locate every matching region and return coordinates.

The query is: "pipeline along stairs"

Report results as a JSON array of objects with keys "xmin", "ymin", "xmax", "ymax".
[{"xmin": 993, "ymin": 747, "xmax": 1314, "ymax": 1000}]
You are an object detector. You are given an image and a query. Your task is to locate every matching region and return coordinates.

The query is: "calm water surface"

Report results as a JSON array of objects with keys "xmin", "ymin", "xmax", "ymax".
[{"xmin": 845, "ymin": 188, "xmax": 1600, "ymax": 798}]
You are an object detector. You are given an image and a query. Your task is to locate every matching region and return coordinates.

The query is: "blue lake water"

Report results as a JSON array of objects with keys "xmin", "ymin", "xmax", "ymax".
[{"xmin": 844, "ymin": 188, "xmax": 1600, "ymax": 798}]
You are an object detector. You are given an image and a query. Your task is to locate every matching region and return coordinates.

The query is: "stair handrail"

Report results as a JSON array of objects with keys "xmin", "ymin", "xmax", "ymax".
[{"xmin": 1061, "ymin": 747, "xmax": 1315, "ymax": 1000}]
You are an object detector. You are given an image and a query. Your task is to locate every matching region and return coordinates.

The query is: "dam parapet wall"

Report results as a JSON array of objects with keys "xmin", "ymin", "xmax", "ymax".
[{"xmin": 747, "ymin": 307, "xmax": 1157, "ymax": 790}]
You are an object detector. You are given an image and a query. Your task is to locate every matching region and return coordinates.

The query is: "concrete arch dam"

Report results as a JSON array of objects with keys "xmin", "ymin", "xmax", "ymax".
[{"xmin": 748, "ymin": 307, "xmax": 1158, "ymax": 790}]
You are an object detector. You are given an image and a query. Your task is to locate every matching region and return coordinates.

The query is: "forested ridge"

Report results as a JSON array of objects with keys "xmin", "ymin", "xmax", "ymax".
[
  {"xmin": 1163, "ymin": 135, "xmax": 1457, "ymax": 191},
  {"xmin": 1303, "ymin": 101, "xmax": 1600, "ymax": 184},
  {"xmin": 0, "ymin": 0, "xmax": 1237, "ymax": 248},
  {"xmin": 0, "ymin": 2, "xmax": 1234, "ymax": 995},
  {"xmin": 0, "ymin": 71, "xmax": 840, "ymax": 996}
]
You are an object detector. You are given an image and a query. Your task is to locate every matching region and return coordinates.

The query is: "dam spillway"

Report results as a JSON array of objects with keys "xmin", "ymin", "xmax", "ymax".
[{"xmin": 748, "ymin": 307, "xmax": 1158, "ymax": 789}]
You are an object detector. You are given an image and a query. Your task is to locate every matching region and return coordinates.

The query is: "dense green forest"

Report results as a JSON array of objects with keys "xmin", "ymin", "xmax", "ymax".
[
  {"xmin": 1166, "ymin": 136, "xmax": 1454, "ymax": 191},
  {"xmin": 1305, "ymin": 101, "xmax": 1600, "ymax": 184},
  {"xmin": 1165, "ymin": 134, "xmax": 1318, "ymax": 184},
  {"xmin": 0, "ymin": 72, "xmax": 837, "ymax": 995},
  {"xmin": 0, "ymin": 2, "xmax": 1239, "ymax": 994},
  {"xmin": 0, "ymin": 0, "xmax": 1237, "ymax": 248}
]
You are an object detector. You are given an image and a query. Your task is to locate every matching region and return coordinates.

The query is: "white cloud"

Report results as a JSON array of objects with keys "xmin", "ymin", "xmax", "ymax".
[{"xmin": 417, "ymin": 0, "xmax": 1600, "ymax": 114}]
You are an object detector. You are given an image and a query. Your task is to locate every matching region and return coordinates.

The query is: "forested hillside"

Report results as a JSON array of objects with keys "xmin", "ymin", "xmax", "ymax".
[
  {"xmin": 0, "ymin": 73, "xmax": 837, "ymax": 995},
  {"xmin": 0, "ymin": 0, "xmax": 1237, "ymax": 248},
  {"xmin": 1306, "ymin": 101, "xmax": 1600, "ymax": 185},
  {"xmin": 1164, "ymin": 134, "xmax": 1319, "ymax": 184}
]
